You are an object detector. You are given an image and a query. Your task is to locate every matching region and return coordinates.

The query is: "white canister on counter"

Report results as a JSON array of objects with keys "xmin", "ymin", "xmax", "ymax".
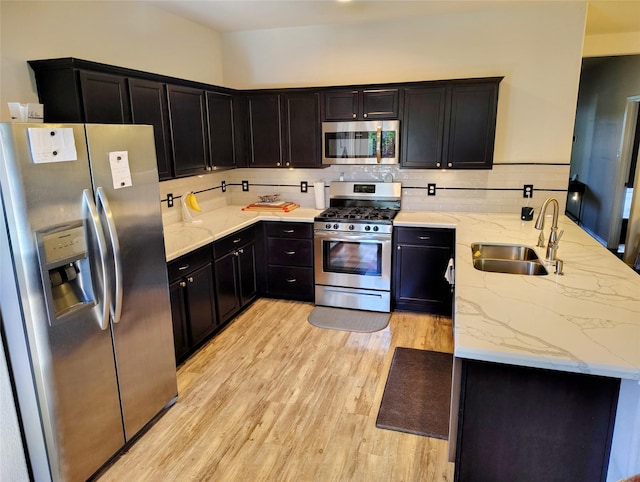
[{"xmin": 314, "ymin": 181, "xmax": 326, "ymax": 209}]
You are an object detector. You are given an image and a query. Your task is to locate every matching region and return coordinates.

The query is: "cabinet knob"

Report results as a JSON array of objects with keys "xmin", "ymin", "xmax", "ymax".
[
  {"xmin": 179, "ymin": 281, "xmax": 187, "ymax": 287},
  {"xmin": 447, "ymin": 162, "xmax": 453, "ymax": 168},
  {"xmin": 352, "ymin": 113, "xmax": 357, "ymax": 118},
  {"xmin": 285, "ymin": 162, "xmax": 290, "ymax": 167},
  {"xmin": 276, "ymin": 162, "xmax": 281, "ymax": 166},
  {"xmin": 436, "ymin": 162, "xmax": 441, "ymax": 168},
  {"xmin": 397, "ymin": 246, "xmax": 401, "ymax": 250},
  {"xmin": 363, "ymin": 113, "xmax": 368, "ymax": 118},
  {"xmin": 238, "ymin": 248, "xmax": 244, "ymax": 254},
  {"xmin": 187, "ymin": 276, "xmax": 194, "ymax": 283}
]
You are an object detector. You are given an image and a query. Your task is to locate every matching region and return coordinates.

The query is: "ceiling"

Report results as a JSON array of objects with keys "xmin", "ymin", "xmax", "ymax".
[{"xmin": 152, "ymin": 0, "xmax": 640, "ymax": 35}]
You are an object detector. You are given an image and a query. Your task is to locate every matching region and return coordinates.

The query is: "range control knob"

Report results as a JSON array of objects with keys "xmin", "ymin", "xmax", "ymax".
[
  {"xmin": 373, "ymin": 226, "xmax": 379, "ymax": 232},
  {"xmin": 348, "ymin": 224, "xmax": 355, "ymax": 231},
  {"xmin": 325, "ymin": 223, "xmax": 331, "ymax": 229},
  {"xmin": 364, "ymin": 225, "xmax": 371, "ymax": 231},
  {"xmin": 333, "ymin": 224, "xmax": 339, "ymax": 230}
]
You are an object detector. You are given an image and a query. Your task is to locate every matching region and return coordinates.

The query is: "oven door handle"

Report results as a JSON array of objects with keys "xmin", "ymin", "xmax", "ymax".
[{"xmin": 314, "ymin": 230, "xmax": 391, "ymax": 243}]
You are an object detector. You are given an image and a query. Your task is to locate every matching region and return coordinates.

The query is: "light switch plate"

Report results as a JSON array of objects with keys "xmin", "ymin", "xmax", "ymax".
[{"xmin": 523, "ymin": 184, "xmax": 533, "ymax": 198}]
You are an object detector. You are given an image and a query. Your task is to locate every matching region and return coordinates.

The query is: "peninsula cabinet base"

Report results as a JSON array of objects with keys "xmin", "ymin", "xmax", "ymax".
[{"xmin": 455, "ymin": 360, "xmax": 619, "ymax": 482}]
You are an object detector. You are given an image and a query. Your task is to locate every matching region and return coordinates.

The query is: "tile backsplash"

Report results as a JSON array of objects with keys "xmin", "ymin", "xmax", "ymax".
[{"xmin": 159, "ymin": 163, "xmax": 570, "ymax": 221}]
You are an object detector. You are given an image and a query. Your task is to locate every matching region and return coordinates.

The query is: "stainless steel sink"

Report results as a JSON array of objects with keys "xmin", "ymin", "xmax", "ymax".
[
  {"xmin": 472, "ymin": 258, "xmax": 548, "ymax": 275},
  {"xmin": 471, "ymin": 243, "xmax": 539, "ymax": 261},
  {"xmin": 471, "ymin": 243, "xmax": 548, "ymax": 275}
]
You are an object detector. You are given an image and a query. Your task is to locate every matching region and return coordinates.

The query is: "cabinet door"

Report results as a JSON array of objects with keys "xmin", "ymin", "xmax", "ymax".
[
  {"xmin": 394, "ymin": 239, "xmax": 453, "ymax": 315},
  {"xmin": 282, "ymin": 93, "xmax": 321, "ymax": 167},
  {"xmin": 79, "ymin": 71, "xmax": 130, "ymax": 123},
  {"xmin": 401, "ymin": 87, "xmax": 447, "ymax": 169},
  {"xmin": 128, "ymin": 78, "xmax": 173, "ymax": 180},
  {"xmin": 206, "ymin": 91, "xmax": 236, "ymax": 168},
  {"xmin": 323, "ymin": 90, "xmax": 358, "ymax": 120},
  {"xmin": 185, "ymin": 262, "xmax": 218, "ymax": 347},
  {"xmin": 214, "ymin": 252, "xmax": 240, "ymax": 324},
  {"xmin": 247, "ymin": 94, "xmax": 282, "ymax": 167},
  {"xmin": 169, "ymin": 279, "xmax": 189, "ymax": 362},
  {"xmin": 444, "ymin": 83, "xmax": 498, "ymax": 169},
  {"xmin": 238, "ymin": 242, "xmax": 257, "ymax": 306},
  {"xmin": 167, "ymin": 85, "xmax": 209, "ymax": 177},
  {"xmin": 362, "ymin": 89, "xmax": 399, "ymax": 119}
]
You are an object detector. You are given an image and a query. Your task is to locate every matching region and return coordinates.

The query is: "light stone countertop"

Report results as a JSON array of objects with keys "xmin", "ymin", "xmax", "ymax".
[
  {"xmin": 164, "ymin": 206, "xmax": 640, "ymax": 380},
  {"xmin": 395, "ymin": 210, "xmax": 640, "ymax": 381},
  {"xmin": 163, "ymin": 205, "xmax": 321, "ymax": 262}
]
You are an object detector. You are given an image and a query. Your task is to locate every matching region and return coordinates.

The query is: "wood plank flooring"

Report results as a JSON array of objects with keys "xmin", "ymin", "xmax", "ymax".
[{"xmin": 98, "ymin": 299, "xmax": 455, "ymax": 481}]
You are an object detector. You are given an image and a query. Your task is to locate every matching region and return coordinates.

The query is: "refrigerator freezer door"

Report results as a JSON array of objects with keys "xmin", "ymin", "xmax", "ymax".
[
  {"xmin": 0, "ymin": 123, "xmax": 125, "ymax": 481},
  {"xmin": 85, "ymin": 124, "xmax": 177, "ymax": 440}
]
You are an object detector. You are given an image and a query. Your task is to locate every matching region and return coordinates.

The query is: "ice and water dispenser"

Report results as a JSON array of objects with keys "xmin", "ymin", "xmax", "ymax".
[{"xmin": 36, "ymin": 221, "xmax": 96, "ymax": 325}]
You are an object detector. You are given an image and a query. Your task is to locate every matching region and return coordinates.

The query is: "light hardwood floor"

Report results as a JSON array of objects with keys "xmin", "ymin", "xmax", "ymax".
[{"xmin": 99, "ymin": 298, "xmax": 455, "ymax": 481}]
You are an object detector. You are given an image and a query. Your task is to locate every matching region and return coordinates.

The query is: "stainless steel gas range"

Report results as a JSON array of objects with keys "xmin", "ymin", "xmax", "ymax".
[{"xmin": 314, "ymin": 181, "xmax": 401, "ymax": 312}]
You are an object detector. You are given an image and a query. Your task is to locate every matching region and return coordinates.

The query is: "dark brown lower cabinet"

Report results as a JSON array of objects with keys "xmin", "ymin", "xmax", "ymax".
[
  {"xmin": 393, "ymin": 227, "xmax": 454, "ymax": 315},
  {"xmin": 168, "ymin": 247, "xmax": 218, "ymax": 363},
  {"xmin": 213, "ymin": 227, "xmax": 257, "ymax": 325},
  {"xmin": 455, "ymin": 360, "xmax": 620, "ymax": 482}
]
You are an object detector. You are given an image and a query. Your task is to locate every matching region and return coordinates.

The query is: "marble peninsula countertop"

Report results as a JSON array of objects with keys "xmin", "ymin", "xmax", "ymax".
[{"xmin": 164, "ymin": 205, "xmax": 640, "ymax": 381}]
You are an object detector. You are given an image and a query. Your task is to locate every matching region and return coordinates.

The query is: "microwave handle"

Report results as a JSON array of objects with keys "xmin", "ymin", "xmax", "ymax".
[{"xmin": 376, "ymin": 126, "xmax": 382, "ymax": 163}]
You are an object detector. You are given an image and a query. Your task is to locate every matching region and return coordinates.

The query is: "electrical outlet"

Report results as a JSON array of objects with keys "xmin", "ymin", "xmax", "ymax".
[
  {"xmin": 221, "ymin": 181, "xmax": 226, "ymax": 193},
  {"xmin": 301, "ymin": 181, "xmax": 308, "ymax": 193},
  {"xmin": 523, "ymin": 184, "xmax": 534, "ymax": 198},
  {"xmin": 242, "ymin": 180, "xmax": 249, "ymax": 192},
  {"xmin": 427, "ymin": 184, "xmax": 436, "ymax": 196},
  {"xmin": 167, "ymin": 193, "xmax": 174, "ymax": 208}
]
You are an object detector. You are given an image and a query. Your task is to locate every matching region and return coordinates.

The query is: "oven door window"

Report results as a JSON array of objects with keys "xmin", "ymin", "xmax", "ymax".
[{"xmin": 323, "ymin": 240, "xmax": 382, "ymax": 276}]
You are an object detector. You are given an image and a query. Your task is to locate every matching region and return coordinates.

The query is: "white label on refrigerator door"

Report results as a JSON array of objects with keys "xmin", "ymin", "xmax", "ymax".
[
  {"xmin": 109, "ymin": 151, "xmax": 132, "ymax": 189},
  {"xmin": 28, "ymin": 128, "xmax": 78, "ymax": 163}
]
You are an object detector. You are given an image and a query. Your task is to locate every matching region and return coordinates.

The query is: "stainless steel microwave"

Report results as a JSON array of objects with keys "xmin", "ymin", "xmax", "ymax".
[{"xmin": 322, "ymin": 120, "xmax": 400, "ymax": 165}]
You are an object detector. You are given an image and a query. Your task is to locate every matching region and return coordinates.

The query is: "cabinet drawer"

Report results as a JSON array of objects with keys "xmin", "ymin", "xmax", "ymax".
[
  {"xmin": 265, "ymin": 222, "xmax": 312, "ymax": 239},
  {"xmin": 213, "ymin": 226, "xmax": 255, "ymax": 258},
  {"xmin": 267, "ymin": 266, "xmax": 314, "ymax": 300},
  {"xmin": 167, "ymin": 245, "xmax": 211, "ymax": 281},
  {"xmin": 266, "ymin": 238, "xmax": 313, "ymax": 266},
  {"xmin": 395, "ymin": 227, "xmax": 454, "ymax": 247}
]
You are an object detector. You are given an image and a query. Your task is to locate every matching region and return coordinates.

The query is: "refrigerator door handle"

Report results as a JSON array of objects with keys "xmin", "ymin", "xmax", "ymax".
[
  {"xmin": 96, "ymin": 187, "xmax": 123, "ymax": 324},
  {"xmin": 83, "ymin": 189, "xmax": 110, "ymax": 330}
]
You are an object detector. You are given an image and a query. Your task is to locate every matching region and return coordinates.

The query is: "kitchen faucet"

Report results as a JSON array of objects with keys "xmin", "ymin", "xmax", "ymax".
[{"xmin": 535, "ymin": 197, "xmax": 564, "ymax": 262}]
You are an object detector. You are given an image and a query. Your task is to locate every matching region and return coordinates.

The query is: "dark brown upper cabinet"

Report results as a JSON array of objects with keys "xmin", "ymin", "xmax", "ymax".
[
  {"xmin": 401, "ymin": 79, "xmax": 500, "ymax": 169},
  {"xmin": 206, "ymin": 91, "xmax": 237, "ymax": 169},
  {"xmin": 322, "ymin": 88, "xmax": 399, "ymax": 121},
  {"xmin": 128, "ymin": 78, "xmax": 173, "ymax": 180},
  {"xmin": 166, "ymin": 85, "xmax": 209, "ymax": 177},
  {"xmin": 247, "ymin": 92, "xmax": 321, "ymax": 168},
  {"xmin": 79, "ymin": 71, "xmax": 131, "ymax": 124}
]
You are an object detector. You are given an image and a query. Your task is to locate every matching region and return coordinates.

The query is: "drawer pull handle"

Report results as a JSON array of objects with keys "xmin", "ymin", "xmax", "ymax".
[
  {"xmin": 418, "ymin": 236, "xmax": 430, "ymax": 240},
  {"xmin": 178, "ymin": 264, "xmax": 190, "ymax": 271},
  {"xmin": 285, "ymin": 278, "xmax": 297, "ymax": 283},
  {"xmin": 233, "ymin": 238, "xmax": 242, "ymax": 244},
  {"xmin": 284, "ymin": 250, "xmax": 296, "ymax": 255},
  {"xmin": 283, "ymin": 229, "xmax": 295, "ymax": 233}
]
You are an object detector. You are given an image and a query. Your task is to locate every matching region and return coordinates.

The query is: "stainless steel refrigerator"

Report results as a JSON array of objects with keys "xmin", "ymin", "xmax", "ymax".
[{"xmin": 0, "ymin": 123, "xmax": 177, "ymax": 481}]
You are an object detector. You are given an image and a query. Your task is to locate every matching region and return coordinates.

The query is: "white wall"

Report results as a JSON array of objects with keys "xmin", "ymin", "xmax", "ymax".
[
  {"xmin": 222, "ymin": 2, "xmax": 586, "ymax": 166},
  {"xmin": 0, "ymin": 0, "xmax": 225, "ymax": 122}
]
